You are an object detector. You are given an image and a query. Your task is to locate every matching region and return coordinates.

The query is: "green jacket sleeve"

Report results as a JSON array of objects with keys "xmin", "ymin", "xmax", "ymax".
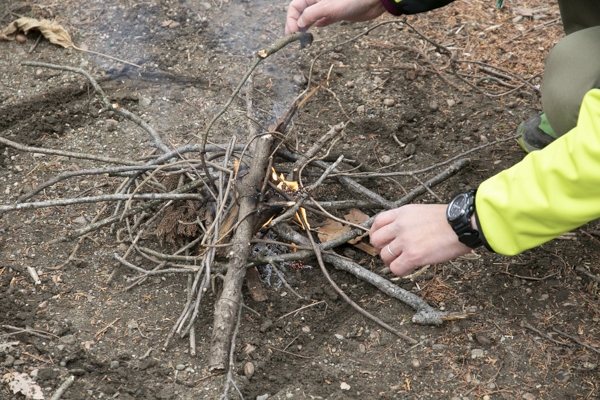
[{"xmin": 476, "ymin": 88, "xmax": 600, "ymax": 255}]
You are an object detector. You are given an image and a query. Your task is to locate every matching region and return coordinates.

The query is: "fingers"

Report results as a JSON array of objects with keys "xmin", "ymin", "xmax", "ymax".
[
  {"xmin": 369, "ymin": 209, "xmax": 400, "ymax": 249},
  {"xmin": 285, "ymin": 0, "xmax": 319, "ymax": 34}
]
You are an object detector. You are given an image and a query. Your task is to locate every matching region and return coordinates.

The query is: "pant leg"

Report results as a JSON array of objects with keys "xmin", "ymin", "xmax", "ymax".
[
  {"xmin": 558, "ymin": 0, "xmax": 600, "ymax": 35},
  {"xmin": 542, "ymin": 25, "xmax": 600, "ymax": 136}
]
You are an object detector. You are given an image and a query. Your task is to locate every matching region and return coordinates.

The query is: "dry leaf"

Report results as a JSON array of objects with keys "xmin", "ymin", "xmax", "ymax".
[
  {"xmin": 514, "ymin": 7, "xmax": 534, "ymax": 17},
  {"xmin": 352, "ymin": 242, "xmax": 378, "ymax": 256},
  {"xmin": 343, "ymin": 208, "xmax": 369, "ymax": 225},
  {"xmin": 317, "ymin": 219, "xmax": 350, "ymax": 243},
  {"xmin": 317, "ymin": 218, "xmax": 377, "ymax": 255},
  {"xmin": 0, "ymin": 17, "xmax": 74, "ymax": 48},
  {"xmin": 0, "ymin": 17, "xmax": 141, "ymax": 68},
  {"xmin": 3, "ymin": 372, "xmax": 44, "ymax": 399}
]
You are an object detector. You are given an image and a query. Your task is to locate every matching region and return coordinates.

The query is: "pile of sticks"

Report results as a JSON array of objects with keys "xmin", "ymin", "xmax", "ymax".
[{"xmin": 0, "ymin": 32, "xmax": 512, "ymax": 374}]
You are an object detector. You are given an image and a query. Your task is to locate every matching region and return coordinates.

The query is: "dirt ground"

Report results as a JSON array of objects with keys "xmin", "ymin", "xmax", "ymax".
[{"xmin": 1, "ymin": 0, "xmax": 600, "ymax": 399}]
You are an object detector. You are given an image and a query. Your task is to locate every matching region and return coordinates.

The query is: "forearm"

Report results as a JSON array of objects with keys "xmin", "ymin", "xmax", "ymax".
[{"xmin": 476, "ymin": 89, "xmax": 600, "ymax": 255}]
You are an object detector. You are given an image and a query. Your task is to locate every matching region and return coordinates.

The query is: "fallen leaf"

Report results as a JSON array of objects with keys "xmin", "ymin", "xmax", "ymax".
[
  {"xmin": 343, "ymin": 208, "xmax": 369, "ymax": 225},
  {"xmin": 0, "ymin": 17, "xmax": 74, "ymax": 48},
  {"xmin": 317, "ymin": 218, "xmax": 377, "ymax": 255},
  {"xmin": 514, "ymin": 7, "xmax": 534, "ymax": 17},
  {"xmin": 352, "ymin": 242, "xmax": 378, "ymax": 256},
  {"xmin": 3, "ymin": 372, "xmax": 44, "ymax": 399},
  {"xmin": 317, "ymin": 219, "xmax": 350, "ymax": 243}
]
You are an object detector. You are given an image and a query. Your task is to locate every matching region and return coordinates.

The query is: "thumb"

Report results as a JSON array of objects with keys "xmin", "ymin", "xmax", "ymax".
[{"xmin": 297, "ymin": 1, "xmax": 332, "ymax": 31}]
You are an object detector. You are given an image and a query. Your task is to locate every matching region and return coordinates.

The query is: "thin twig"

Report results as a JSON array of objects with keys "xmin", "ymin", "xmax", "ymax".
[
  {"xmin": 267, "ymin": 345, "xmax": 314, "ymax": 359},
  {"xmin": 1, "ymin": 193, "xmax": 203, "ymax": 213},
  {"xmin": 553, "ymin": 328, "xmax": 600, "ymax": 355},
  {"xmin": 0, "ymin": 135, "xmax": 140, "ymax": 166},
  {"xmin": 197, "ymin": 32, "xmax": 312, "ymax": 192},
  {"xmin": 50, "ymin": 376, "xmax": 75, "ymax": 400},
  {"xmin": 298, "ymin": 214, "xmax": 417, "ymax": 343},
  {"xmin": 522, "ymin": 321, "xmax": 572, "ymax": 347},
  {"xmin": 22, "ymin": 61, "xmax": 169, "ymax": 153},
  {"xmin": 275, "ymin": 300, "xmax": 326, "ymax": 323},
  {"xmin": 218, "ymin": 304, "xmax": 245, "ymax": 400}
]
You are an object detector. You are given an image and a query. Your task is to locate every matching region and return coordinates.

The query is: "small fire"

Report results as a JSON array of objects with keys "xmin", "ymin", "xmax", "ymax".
[
  {"xmin": 267, "ymin": 168, "xmax": 310, "ymax": 230},
  {"xmin": 271, "ymin": 168, "xmax": 299, "ymax": 192}
]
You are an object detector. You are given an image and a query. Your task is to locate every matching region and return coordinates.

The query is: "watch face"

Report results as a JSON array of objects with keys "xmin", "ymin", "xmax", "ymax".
[{"xmin": 447, "ymin": 193, "xmax": 467, "ymax": 220}]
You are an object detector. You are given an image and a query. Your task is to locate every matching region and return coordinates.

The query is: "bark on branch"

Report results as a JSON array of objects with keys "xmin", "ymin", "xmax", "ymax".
[{"xmin": 208, "ymin": 134, "xmax": 274, "ymax": 370}]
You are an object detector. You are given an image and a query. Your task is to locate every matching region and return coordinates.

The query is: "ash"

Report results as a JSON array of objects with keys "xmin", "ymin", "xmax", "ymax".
[{"xmin": 252, "ymin": 230, "xmax": 311, "ymax": 287}]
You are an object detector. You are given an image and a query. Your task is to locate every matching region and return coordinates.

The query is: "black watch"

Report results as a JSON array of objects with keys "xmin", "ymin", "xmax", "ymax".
[{"xmin": 446, "ymin": 190, "xmax": 483, "ymax": 249}]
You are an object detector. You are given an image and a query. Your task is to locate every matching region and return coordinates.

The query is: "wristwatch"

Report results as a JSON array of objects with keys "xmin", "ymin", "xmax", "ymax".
[{"xmin": 446, "ymin": 190, "xmax": 483, "ymax": 248}]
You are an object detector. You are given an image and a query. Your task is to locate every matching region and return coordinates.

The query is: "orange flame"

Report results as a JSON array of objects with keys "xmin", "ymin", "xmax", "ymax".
[{"xmin": 266, "ymin": 168, "xmax": 310, "ymax": 230}]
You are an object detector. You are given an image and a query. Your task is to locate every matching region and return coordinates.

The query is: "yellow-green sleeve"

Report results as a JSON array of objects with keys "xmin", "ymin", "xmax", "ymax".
[{"xmin": 476, "ymin": 88, "xmax": 600, "ymax": 255}]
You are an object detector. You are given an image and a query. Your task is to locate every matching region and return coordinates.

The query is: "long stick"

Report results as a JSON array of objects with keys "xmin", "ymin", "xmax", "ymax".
[{"xmin": 208, "ymin": 134, "xmax": 274, "ymax": 371}]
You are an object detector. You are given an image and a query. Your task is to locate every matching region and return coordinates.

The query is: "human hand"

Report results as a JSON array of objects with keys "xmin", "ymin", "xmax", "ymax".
[
  {"xmin": 285, "ymin": 0, "xmax": 386, "ymax": 34},
  {"xmin": 369, "ymin": 204, "xmax": 472, "ymax": 276}
]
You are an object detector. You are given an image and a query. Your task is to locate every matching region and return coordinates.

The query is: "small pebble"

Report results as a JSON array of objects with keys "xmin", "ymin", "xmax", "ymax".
[
  {"xmin": 475, "ymin": 334, "xmax": 491, "ymax": 346},
  {"xmin": 357, "ymin": 344, "xmax": 366, "ymax": 354},
  {"xmin": 334, "ymin": 334, "xmax": 345, "ymax": 341},
  {"xmin": 110, "ymin": 361, "xmax": 120, "ymax": 369},
  {"xmin": 72, "ymin": 216, "xmax": 87, "ymax": 225},
  {"xmin": 175, "ymin": 364, "xmax": 186, "ymax": 371},
  {"xmin": 260, "ymin": 319, "xmax": 273, "ymax": 333},
  {"xmin": 411, "ymin": 359, "xmax": 420, "ymax": 368},
  {"xmin": 429, "ymin": 101, "xmax": 438, "ymax": 111},
  {"xmin": 406, "ymin": 70, "xmax": 417, "ymax": 80},
  {"xmin": 555, "ymin": 370, "xmax": 570, "ymax": 382},
  {"xmin": 244, "ymin": 362, "xmax": 255, "ymax": 379},
  {"xmin": 293, "ymin": 74, "xmax": 307, "ymax": 86},
  {"xmin": 404, "ymin": 143, "xmax": 416, "ymax": 156},
  {"xmin": 60, "ymin": 335, "xmax": 76, "ymax": 345},
  {"xmin": 522, "ymin": 393, "xmax": 535, "ymax": 400},
  {"xmin": 256, "ymin": 395, "xmax": 269, "ymax": 400},
  {"xmin": 356, "ymin": 105, "xmax": 365, "ymax": 114},
  {"xmin": 483, "ymin": 396, "xmax": 491, "ymax": 400},
  {"xmin": 139, "ymin": 97, "xmax": 152, "ymax": 106},
  {"xmin": 15, "ymin": 34, "xmax": 27, "ymax": 43},
  {"xmin": 447, "ymin": 99, "xmax": 456, "ymax": 107},
  {"xmin": 301, "ymin": 326, "xmax": 311, "ymax": 334},
  {"xmin": 383, "ymin": 98, "xmax": 395, "ymax": 107},
  {"xmin": 380, "ymin": 155, "xmax": 391, "ymax": 164},
  {"xmin": 340, "ymin": 382, "xmax": 350, "ymax": 390},
  {"xmin": 471, "ymin": 349, "xmax": 484, "ymax": 359},
  {"xmin": 345, "ymin": 81, "xmax": 355, "ymax": 88}
]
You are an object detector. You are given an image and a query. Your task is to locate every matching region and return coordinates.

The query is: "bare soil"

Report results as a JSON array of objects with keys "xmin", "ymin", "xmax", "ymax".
[{"xmin": 1, "ymin": 0, "xmax": 600, "ymax": 399}]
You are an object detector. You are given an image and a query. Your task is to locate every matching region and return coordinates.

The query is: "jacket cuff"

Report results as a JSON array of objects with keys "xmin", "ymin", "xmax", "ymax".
[
  {"xmin": 379, "ymin": 0, "xmax": 403, "ymax": 16},
  {"xmin": 474, "ymin": 210, "xmax": 494, "ymax": 252}
]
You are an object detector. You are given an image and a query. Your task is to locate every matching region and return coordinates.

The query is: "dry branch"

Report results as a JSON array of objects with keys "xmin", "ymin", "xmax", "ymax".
[
  {"xmin": 0, "ymin": 193, "xmax": 203, "ymax": 214},
  {"xmin": 22, "ymin": 61, "xmax": 169, "ymax": 153},
  {"xmin": 274, "ymin": 223, "xmax": 466, "ymax": 326},
  {"xmin": 196, "ymin": 32, "xmax": 313, "ymax": 191},
  {"xmin": 209, "ymin": 134, "xmax": 274, "ymax": 371},
  {"xmin": 48, "ymin": 178, "xmax": 206, "ymax": 244},
  {"xmin": 0, "ymin": 135, "xmax": 141, "ymax": 166}
]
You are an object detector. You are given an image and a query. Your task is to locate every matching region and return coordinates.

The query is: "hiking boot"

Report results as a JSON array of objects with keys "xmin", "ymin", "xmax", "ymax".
[{"xmin": 516, "ymin": 113, "xmax": 557, "ymax": 153}]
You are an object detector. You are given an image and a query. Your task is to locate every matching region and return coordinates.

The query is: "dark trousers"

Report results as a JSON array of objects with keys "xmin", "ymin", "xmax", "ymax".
[{"xmin": 543, "ymin": 0, "xmax": 600, "ymax": 136}]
